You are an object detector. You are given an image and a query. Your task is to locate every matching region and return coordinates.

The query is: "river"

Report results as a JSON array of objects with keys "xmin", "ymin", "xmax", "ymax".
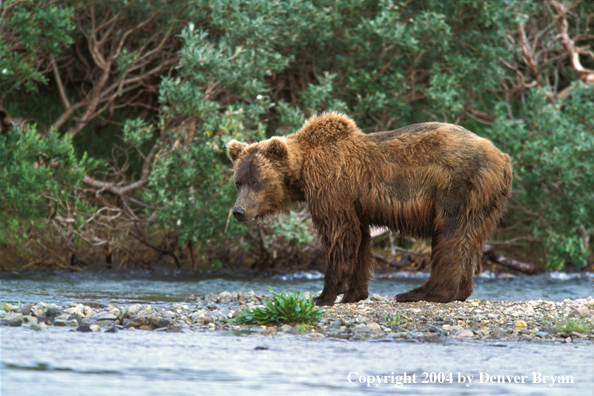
[{"xmin": 1, "ymin": 270, "xmax": 593, "ymax": 395}]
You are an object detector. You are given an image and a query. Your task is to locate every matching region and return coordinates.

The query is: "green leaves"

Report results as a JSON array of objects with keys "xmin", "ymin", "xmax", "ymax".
[
  {"xmin": 0, "ymin": 0, "xmax": 74, "ymax": 92},
  {"xmin": 0, "ymin": 124, "xmax": 96, "ymax": 243},
  {"xmin": 234, "ymin": 287, "xmax": 324, "ymax": 325},
  {"xmin": 488, "ymin": 83, "xmax": 594, "ymax": 268}
]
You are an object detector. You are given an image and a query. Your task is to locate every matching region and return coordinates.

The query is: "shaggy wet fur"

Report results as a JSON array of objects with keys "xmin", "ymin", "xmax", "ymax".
[{"xmin": 228, "ymin": 113, "xmax": 512, "ymax": 306}]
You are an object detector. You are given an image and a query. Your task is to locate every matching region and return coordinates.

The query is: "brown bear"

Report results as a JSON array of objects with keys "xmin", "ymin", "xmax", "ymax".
[{"xmin": 227, "ymin": 113, "xmax": 512, "ymax": 306}]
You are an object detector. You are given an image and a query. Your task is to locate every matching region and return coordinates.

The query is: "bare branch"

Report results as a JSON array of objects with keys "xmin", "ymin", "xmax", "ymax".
[{"xmin": 548, "ymin": 0, "xmax": 594, "ymax": 84}]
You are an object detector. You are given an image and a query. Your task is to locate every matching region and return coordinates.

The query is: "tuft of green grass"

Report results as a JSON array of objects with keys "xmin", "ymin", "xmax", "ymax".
[
  {"xmin": 233, "ymin": 287, "xmax": 324, "ymax": 325},
  {"xmin": 384, "ymin": 312, "xmax": 404, "ymax": 327},
  {"xmin": 556, "ymin": 316, "xmax": 594, "ymax": 334}
]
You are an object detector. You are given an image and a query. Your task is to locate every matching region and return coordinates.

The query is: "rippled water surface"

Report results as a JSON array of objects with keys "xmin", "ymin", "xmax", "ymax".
[
  {"xmin": 1, "ymin": 270, "xmax": 593, "ymax": 395},
  {"xmin": 0, "ymin": 270, "xmax": 592, "ymax": 305}
]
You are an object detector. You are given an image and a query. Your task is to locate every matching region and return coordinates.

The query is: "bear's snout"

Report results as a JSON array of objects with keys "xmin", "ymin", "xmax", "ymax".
[{"xmin": 232, "ymin": 207, "xmax": 246, "ymax": 221}]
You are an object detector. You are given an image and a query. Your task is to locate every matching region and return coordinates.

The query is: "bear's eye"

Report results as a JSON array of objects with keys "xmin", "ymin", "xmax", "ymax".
[{"xmin": 252, "ymin": 181, "xmax": 258, "ymax": 187}]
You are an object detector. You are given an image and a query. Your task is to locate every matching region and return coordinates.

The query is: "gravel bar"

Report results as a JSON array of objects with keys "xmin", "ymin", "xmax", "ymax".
[{"xmin": 2, "ymin": 292, "xmax": 593, "ymax": 343}]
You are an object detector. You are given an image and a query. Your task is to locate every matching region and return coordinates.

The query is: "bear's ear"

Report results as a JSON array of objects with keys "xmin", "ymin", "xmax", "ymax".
[
  {"xmin": 227, "ymin": 140, "xmax": 248, "ymax": 163},
  {"xmin": 265, "ymin": 137, "xmax": 288, "ymax": 161}
]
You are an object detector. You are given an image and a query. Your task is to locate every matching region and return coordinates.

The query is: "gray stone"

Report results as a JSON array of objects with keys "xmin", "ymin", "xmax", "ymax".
[
  {"xmin": 126, "ymin": 304, "xmax": 144, "ymax": 318},
  {"xmin": 281, "ymin": 324, "xmax": 293, "ymax": 332},
  {"xmin": 353, "ymin": 323, "xmax": 382, "ymax": 334},
  {"xmin": 454, "ymin": 329, "xmax": 474, "ymax": 338},
  {"xmin": 218, "ymin": 291, "xmax": 233, "ymax": 302},
  {"xmin": 91, "ymin": 312, "xmax": 118, "ymax": 321},
  {"xmin": 45, "ymin": 305, "xmax": 63, "ymax": 320},
  {"xmin": 327, "ymin": 320, "xmax": 342, "ymax": 330},
  {"xmin": 211, "ymin": 311, "xmax": 229, "ymax": 323},
  {"xmin": 369, "ymin": 294, "xmax": 385, "ymax": 302},
  {"xmin": 66, "ymin": 319, "xmax": 79, "ymax": 327},
  {"xmin": 1, "ymin": 313, "xmax": 24, "ymax": 326},
  {"xmin": 166, "ymin": 324, "xmax": 183, "ymax": 333},
  {"xmin": 30, "ymin": 323, "xmax": 47, "ymax": 331},
  {"xmin": 19, "ymin": 303, "xmax": 32, "ymax": 316},
  {"xmin": 572, "ymin": 306, "xmax": 590, "ymax": 318},
  {"xmin": 22, "ymin": 315, "xmax": 38, "ymax": 325},
  {"xmin": 55, "ymin": 313, "xmax": 71, "ymax": 321},
  {"xmin": 128, "ymin": 314, "xmax": 171, "ymax": 329},
  {"xmin": 53, "ymin": 319, "xmax": 68, "ymax": 326},
  {"xmin": 77, "ymin": 324, "xmax": 93, "ymax": 332}
]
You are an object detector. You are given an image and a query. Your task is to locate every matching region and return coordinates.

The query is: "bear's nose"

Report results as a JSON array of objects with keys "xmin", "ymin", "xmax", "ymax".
[{"xmin": 233, "ymin": 207, "xmax": 246, "ymax": 221}]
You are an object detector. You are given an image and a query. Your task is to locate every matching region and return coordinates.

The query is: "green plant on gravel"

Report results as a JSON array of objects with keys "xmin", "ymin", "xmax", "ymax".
[
  {"xmin": 234, "ymin": 287, "xmax": 323, "ymax": 325},
  {"xmin": 384, "ymin": 313, "xmax": 404, "ymax": 327},
  {"xmin": 556, "ymin": 316, "xmax": 594, "ymax": 334},
  {"xmin": 296, "ymin": 323, "xmax": 313, "ymax": 334}
]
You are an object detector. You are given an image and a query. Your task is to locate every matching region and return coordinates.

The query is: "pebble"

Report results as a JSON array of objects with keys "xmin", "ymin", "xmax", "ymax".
[
  {"xmin": 454, "ymin": 329, "xmax": 474, "ymax": 338},
  {"xmin": 0, "ymin": 292, "xmax": 592, "ymax": 344}
]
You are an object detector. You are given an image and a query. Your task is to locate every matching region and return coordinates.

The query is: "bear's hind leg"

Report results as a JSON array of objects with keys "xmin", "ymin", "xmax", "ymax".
[
  {"xmin": 455, "ymin": 254, "xmax": 478, "ymax": 301},
  {"xmin": 396, "ymin": 220, "xmax": 477, "ymax": 303}
]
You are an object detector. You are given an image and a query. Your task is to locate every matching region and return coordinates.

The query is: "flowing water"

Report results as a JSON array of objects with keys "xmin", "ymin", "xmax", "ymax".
[{"xmin": 1, "ymin": 270, "xmax": 593, "ymax": 396}]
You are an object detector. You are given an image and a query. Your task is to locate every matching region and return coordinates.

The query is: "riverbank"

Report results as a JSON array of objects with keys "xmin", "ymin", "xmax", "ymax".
[{"xmin": 2, "ymin": 292, "xmax": 593, "ymax": 343}]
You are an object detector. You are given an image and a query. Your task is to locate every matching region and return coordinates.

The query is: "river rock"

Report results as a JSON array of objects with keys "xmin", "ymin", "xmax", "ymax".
[
  {"xmin": 1, "ymin": 313, "xmax": 24, "ymax": 326},
  {"xmin": 19, "ymin": 303, "xmax": 33, "ymax": 316},
  {"xmin": 55, "ymin": 313, "xmax": 71, "ymax": 321},
  {"xmin": 211, "ymin": 310, "xmax": 230, "ymax": 323},
  {"xmin": 91, "ymin": 324, "xmax": 101, "ymax": 332},
  {"xmin": 353, "ymin": 323, "xmax": 383, "ymax": 334},
  {"xmin": 45, "ymin": 305, "xmax": 63, "ymax": 321},
  {"xmin": 64, "ymin": 304, "xmax": 85, "ymax": 315},
  {"xmin": 77, "ymin": 324, "xmax": 93, "ymax": 332},
  {"xmin": 128, "ymin": 314, "xmax": 171, "ymax": 329},
  {"xmin": 327, "ymin": 320, "xmax": 342, "ymax": 330},
  {"xmin": 454, "ymin": 329, "xmax": 474, "ymax": 338},
  {"xmin": 571, "ymin": 306, "xmax": 590, "ymax": 318},
  {"xmin": 125, "ymin": 304, "xmax": 144, "ymax": 318},
  {"xmin": 91, "ymin": 312, "xmax": 118, "ymax": 326},
  {"xmin": 218, "ymin": 291, "xmax": 233, "ymax": 302},
  {"xmin": 369, "ymin": 294, "xmax": 385, "ymax": 302},
  {"xmin": 53, "ymin": 319, "xmax": 68, "ymax": 326},
  {"xmin": 66, "ymin": 319, "xmax": 79, "ymax": 327},
  {"xmin": 22, "ymin": 315, "xmax": 38, "ymax": 325},
  {"xmin": 30, "ymin": 323, "xmax": 47, "ymax": 331}
]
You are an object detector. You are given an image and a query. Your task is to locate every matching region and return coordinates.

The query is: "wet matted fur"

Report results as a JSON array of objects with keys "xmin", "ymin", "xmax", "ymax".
[{"xmin": 227, "ymin": 113, "xmax": 512, "ymax": 306}]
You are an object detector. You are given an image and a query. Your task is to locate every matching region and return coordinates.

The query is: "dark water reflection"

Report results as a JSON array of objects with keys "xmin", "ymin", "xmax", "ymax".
[{"xmin": 0, "ymin": 270, "xmax": 592, "ymax": 305}]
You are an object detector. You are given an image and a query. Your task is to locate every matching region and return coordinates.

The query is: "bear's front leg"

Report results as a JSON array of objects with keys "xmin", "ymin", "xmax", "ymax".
[
  {"xmin": 313, "ymin": 258, "xmax": 350, "ymax": 306},
  {"xmin": 341, "ymin": 223, "xmax": 373, "ymax": 303},
  {"xmin": 312, "ymin": 212, "xmax": 362, "ymax": 306}
]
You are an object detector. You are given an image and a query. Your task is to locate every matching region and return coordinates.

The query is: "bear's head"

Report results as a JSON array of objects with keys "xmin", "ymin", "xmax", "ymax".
[{"xmin": 227, "ymin": 137, "xmax": 297, "ymax": 222}]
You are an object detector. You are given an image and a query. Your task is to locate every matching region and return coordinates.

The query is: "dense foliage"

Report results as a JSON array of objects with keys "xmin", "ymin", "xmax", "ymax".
[{"xmin": 1, "ymin": 0, "xmax": 592, "ymax": 270}]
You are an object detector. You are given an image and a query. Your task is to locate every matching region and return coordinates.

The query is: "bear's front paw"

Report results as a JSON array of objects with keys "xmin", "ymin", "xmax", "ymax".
[
  {"xmin": 313, "ymin": 295, "xmax": 336, "ymax": 307},
  {"xmin": 340, "ymin": 290, "xmax": 368, "ymax": 304}
]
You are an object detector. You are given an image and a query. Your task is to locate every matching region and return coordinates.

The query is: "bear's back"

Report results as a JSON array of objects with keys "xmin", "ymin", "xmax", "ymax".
[{"xmin": 367, "ymin": 122, "xmax": 477, "ymax": 144}]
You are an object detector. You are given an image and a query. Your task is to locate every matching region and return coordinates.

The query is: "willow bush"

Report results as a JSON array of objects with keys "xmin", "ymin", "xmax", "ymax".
[{"xmin": 1, "ymin": 0, "xmax": 592, "ymax": 269}]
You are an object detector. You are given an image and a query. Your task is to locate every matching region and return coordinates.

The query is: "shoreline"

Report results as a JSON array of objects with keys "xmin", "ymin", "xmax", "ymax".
[{"xmin": 2, "ymin": 292, "xmax": 593, "ymax": 343}]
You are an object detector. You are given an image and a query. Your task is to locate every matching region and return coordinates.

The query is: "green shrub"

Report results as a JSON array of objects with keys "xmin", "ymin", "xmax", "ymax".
[{"xmin": 234, "ymin": 287, "xmax": 324, "ymax": 325}]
